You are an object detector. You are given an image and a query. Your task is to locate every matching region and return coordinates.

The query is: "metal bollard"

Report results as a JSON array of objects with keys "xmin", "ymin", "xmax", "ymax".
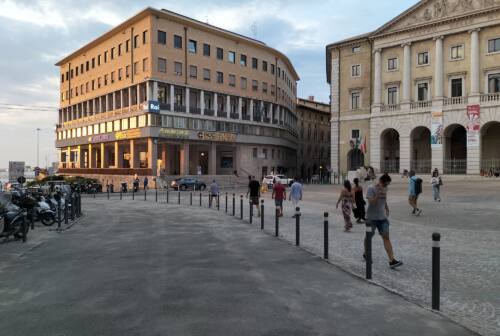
[
  {"xmin": 178, "ymin": 191, "xmax": 181, "ymax": 204},
  {"xmin": 167, "ymin": 190, "xmax": 169, "ymax": 203},
  {"xmin": 22, "ymin": 216, "xmax": 27, "ymax": 243},
  {"xmin": 209, "ymin": 194, "xmax": 212, "ymax": 208},
  {"xmin": 324, "ymin": 212, "xmax": 329, "ymax": 259},
  {"xmin": 155, "ymin": 188, "xmax": 158, "ymax": 202},
  {"xmin": 57, "ymin": 199, "xmax": 62, "ymax": 230},
  {"xmin": 295, "ymin": 207, "xmax": 301, "ymax": 246},
  {"xmin": 190, "ymin": 192, "xmax": 193, "ymax": 206},
  {"xmin": 217, "ymin": 195, "xmax": 220, "ymax": 211},
  {"xmin": 199, "ymin": 192, "xmax": 202, "ymax": 206},
  {"xmin": 71, "ymin": 195, "xmax": 76, "ymax": 220},
  {"xmin": 64, "ymin": 200, "xmax": 68, "ymax": 225},
  {"xmin": 432, "ymin": 233, "xmax": 441, "ymax": 311},
  {"xmin": 144, "ymin": 188, "xmax": 147, "ymax": 201},
  {"xmin": 260, "ymin": 200, "xmax": 264, "ymax": 230},
  {"xmin": 120, "ymin": 189, "xmax": 122, "ymax": 200},
  {"xmin": 249, "ymin": 200, "xmax": 253, "ymax": 224},
  {"xmin": 275, "ymin": 206, "xmax": 279, "ymax": 237},
  {"xmin": 240, "ymin": 195, "xmax": 243, "ymax": 220},
  {"xmin": 107, "ymin": 188, "xmax": 110, "ymax": 200},
  {"xmin": 93, "ymin": 189, "xmax": 96, "ymax": 198},
  {"xmin": 132, "ymin": 188, "xmax": 135, "ymax": 200},
  {"xmin": 232, "ymin": 194, "xmax": 235, "ymax": 216},
  {"xmin": 225, "ymin": 193, "xmax": 228, "ymax": 213},
  {"xmin": 365, "ymin": 222, "xmax": 373, "ymax": 280}
]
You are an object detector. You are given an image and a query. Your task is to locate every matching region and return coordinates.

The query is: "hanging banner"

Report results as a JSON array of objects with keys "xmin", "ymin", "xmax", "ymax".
[
  {"xmin": 431, "ymin": 110, "xmax": 443, "ymax": 148},
  {"xmin": 466, "ymin": 105, "xmax": 480, "ymax": 147}
]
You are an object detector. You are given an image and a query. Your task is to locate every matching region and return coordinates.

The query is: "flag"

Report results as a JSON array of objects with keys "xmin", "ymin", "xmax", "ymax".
[{"xmin": 360, "ymin": 136, "xmax": 367, "ymax": 154}]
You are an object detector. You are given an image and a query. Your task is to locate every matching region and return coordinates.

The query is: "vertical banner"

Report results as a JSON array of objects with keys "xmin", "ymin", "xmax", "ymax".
[
  {"xmin": 431, "ymin": 111, "xmax": 443, "ymax": 148},
  {"xmin": 466, "ymin": 105, "xmax": 480, "ymax": 147}
]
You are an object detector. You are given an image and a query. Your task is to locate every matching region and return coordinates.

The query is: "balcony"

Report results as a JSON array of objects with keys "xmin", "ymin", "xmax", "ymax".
[
  {"xmin": 230, "ymin": 113, "xmax": 239, "ymax": 119},
  {"xmin": 204, "ymin": 109, "xmax": 214, "ymax": 116},
  {"xmin": 189, "ymin": 107, "xmax": 201, "ymax": 114},
  {"xmin": 443, "ymin": 97, "xmax": 467, "ymax": 106},
  {"xmin": 174, "ymin": 104, "xmax": 186, "ymax": 112},
  {"xmin": 160, "ymin": 103, "xmax": 171, "ymax": 110},
  {"xmin": 217, "ymin": 111, "xmax": 228, "ymax": 118},
  {"xmin": 410, "ymin": 101, "xmax": 432, "ymax": 110},
  {"xmin": 272, "ymin": 119, "xmax": 279, "ymax": 125},
  {"xmin": 380, "ymin": 104, "xmax": 400, "ymax": 112},
  {"xmin": 58, "ymin": 168, "xmax": 153, "ymax": 176},
  {"xmin": 480, "ymin": 92, "xmax": 500, "ymax": 105},
  {"xmin": 263, "ymin": 117, "xmax": 271, "ymax": 123},
  {"xmin": 242, "ymin": 114, "xmax": 250, "ymax": 121}
]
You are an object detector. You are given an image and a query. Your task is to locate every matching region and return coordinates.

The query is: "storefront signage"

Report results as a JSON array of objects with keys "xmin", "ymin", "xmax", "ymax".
[
  {"xmin": 431, "ymin": 110, "xmax": 443, "ymax": 148},
  {"xmin": 466, "ymin": 105, "xmax": 480, "ymax": 147},
  {"xmin": 197, "ymin": 131, "xmax": 236, "ymax": 142},
  {"xmin": 115, "ymin": 129, "xmax": 142, "ymax": 140},
  {"xmin": 87, "ymin": 134, "xmax": 113, "ymax": 143},
  {"xmin": 143, "ymin": 100, "xmax": 160, "ymax": 113},
  {"xmin": 159, "ymin": 128, "xmax": 189, "ymax": 139}
]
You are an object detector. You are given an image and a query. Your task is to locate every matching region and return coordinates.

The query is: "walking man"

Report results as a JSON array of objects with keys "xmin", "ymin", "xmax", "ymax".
[
  {"xmin": 364, "ymin": 173, "xmax": 403, "ymax": 269},
  {"xmin": 210, "ymin": 180, "xmax": 219, "ymax": 208},
  {"xmin": 246, "ymin": 176, "xmax": 261, "ymax": 217},
  {"xmin": 272, "ymin": 180, "xmax": 286, "ymax": 217},
  {"xmin": 408, "ymin": 170, "xmax": 422, "ymax": 216},
  {"xmin": 289, "ymin": 177, "xmax": 303, "ymax": 218},
  {"xmin": 143, "ymin": 177, "xmax": 149, "ymax": 191}
]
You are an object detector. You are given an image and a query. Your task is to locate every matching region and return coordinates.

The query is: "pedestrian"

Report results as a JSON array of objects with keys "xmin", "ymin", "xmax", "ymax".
[
  {"xmin": 352, "ymin": 178, "xmax": 366, "ymax": 223},
  {"xmin": 246, "ymin": 176, "xmax": 261, "ymax": 217},
  {"xmin": 143, "ymin": 177, "xmax": 149, "ymax": 190},
  {"xmin": 289, "ymin": 177, "xmax": 303, "ymax": 218},
  {"xmin": 210, "ymin": 179, "xmax": 219, "ymax": 208},
  {"xmin": 336, "ymin": 180, "xmax": 355, "ymax": 232},
  {"xmin": 430, "ymin": 170, "xmax": 442, "ymax": 202},
  {"xmin": 364, "ymin": 173, "xmax": 403, "ymax": 269},
  {"xmin": 408, "ymin": 170, "xmax": 422, "ymax": 216},
  {"xmin": 272, "ymin": 180, "xmax": 286, "ymax": 217}
]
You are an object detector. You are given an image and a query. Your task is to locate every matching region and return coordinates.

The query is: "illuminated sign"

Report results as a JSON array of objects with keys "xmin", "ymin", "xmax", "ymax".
[
  {"xmin": 159, "ymin": 128, "xmax": 189, "ymax": 139},
  {"xmin": 143, "ymin": 100, "xmax": 160, "ymax": 113},
  {"xmin": 197, "ymin": 131, "xmax": 236, "ymax": 142},
  {"xmin": 87, "ymin": 134, "xmax": 112, "ymax": 143},
  {"xmin": 115, "ymin": 129, "xmax": 142, "ymax": 140}
]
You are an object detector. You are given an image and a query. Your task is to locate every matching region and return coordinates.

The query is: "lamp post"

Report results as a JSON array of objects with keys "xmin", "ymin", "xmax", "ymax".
[{"xmin": 36, "ymin": 128, "xmax": 41, "ymax": 167}]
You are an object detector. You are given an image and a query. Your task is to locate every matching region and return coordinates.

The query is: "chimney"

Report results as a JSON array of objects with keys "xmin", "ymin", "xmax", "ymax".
[{"xmin": 308, "ymin": 96, "xmax": 315, "ymax": 101}]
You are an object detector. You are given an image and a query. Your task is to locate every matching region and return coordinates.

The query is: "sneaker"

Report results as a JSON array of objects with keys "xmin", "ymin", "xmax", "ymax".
[{"xmin": 389, "ymin": 259, "xmax": 403, "ymax": 269}]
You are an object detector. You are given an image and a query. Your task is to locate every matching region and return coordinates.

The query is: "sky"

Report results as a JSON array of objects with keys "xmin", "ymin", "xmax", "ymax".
[{"xmin": 0, "ymin": 0, "xmax": 418, "ymax": 169}]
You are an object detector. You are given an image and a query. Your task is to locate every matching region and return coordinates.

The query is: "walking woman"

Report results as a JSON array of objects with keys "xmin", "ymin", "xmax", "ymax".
[
  {"xmin": 336, "ymin": 180, "xmax": 356, "ymax": 232},
  {"xmin": 352, "ymin": 178, "xmax": 366, "ymax": 223},
  {"xmin": 430, "ymin": 170, "xmax": 442, "ymax": 202}
]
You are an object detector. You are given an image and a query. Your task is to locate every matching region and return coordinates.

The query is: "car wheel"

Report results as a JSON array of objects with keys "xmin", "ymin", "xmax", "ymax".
[
  {"xmin": 200, "ymin": 185, "xmax": 206, "ymax": 191},
  {"xmin": 180, "ymin": 185, "xmax": 187, "ymax": 191}
]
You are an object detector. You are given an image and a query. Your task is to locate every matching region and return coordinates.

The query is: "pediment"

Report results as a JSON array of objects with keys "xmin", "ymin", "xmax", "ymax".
[{"xmin": 376, "ymin": 0, "xmax": 500, "ymax": 35}]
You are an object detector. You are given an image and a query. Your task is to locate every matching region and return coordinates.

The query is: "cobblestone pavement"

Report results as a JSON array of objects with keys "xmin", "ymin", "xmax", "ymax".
[
  {"xmin": 254, "ymin": 179, "xmax": 500, "ymax": 336},
  {"xmin": 0, "ymin": 196, "xmax": 475, "ymax": 336}
]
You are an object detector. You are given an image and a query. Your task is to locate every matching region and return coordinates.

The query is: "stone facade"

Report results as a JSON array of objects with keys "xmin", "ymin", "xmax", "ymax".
[{"xmin": 327, "ymin": 0, "xmax": 500, "ymax": 175}]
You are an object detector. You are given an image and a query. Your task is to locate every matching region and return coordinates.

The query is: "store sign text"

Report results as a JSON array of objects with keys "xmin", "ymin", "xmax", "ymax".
[
  {"xmin": 115, "ymin": 129, "xmax": 142, "ymax": 140},
  {"xmin": 197, "ymin": 131, "xmax": 236, "ymax": 142}
]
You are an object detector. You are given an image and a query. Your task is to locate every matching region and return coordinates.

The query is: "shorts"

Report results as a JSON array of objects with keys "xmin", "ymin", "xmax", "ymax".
[
  {"xmin": 250, "ymin": 196, "xmax": 259, "ymax": 205},
  {"xmin": 275, "ymin": 199, "xmax": 283, "ymax": 207},
  {"xmin": 367, "ymin": 219, "xmax": 390, "ymax": 235},
  {"xmin": 409, "ymin": 194, "xmax": 418, "ymax": 201}
]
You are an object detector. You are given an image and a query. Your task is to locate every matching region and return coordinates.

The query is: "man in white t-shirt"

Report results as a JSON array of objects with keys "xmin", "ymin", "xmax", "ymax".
[{"xmin": 289, "ymin": 177, "xmax": 303, "ymax": 218}]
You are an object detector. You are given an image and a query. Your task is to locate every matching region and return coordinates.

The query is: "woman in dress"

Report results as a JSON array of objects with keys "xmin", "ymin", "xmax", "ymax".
[
  {"xmin": 430, "ymin": 170, "xmax": 442, "ymax": 202},
  {"xmin": 352, "ymin": 178, "xmax": 366, "ymax": 223},
  {"xmin": 336, "ymin": 180, "xmax": 356, "ymax": 232}
]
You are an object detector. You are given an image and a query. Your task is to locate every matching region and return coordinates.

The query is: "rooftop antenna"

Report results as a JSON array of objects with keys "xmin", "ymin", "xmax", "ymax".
[{"xmin": 250, "ymin": 21, "xmax": 257, "ymax": 38}]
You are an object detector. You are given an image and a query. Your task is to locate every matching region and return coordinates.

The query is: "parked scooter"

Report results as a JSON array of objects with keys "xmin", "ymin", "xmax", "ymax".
[
  {"xmin": 0, "ymin": 195, "xmax": 27, "ymax": 242},
  {"xmin": 34, "ymin": 195, "xmax": 56, "ymax": 226}
]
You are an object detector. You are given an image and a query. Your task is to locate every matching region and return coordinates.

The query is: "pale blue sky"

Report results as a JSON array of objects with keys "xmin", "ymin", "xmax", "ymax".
[{"xmin": 0, "ymin": 0, "xmax": 419, "ymax": 168}]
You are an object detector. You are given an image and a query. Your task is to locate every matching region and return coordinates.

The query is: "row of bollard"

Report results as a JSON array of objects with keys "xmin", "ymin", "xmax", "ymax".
[
  {"xmin": 54, "ymin": 192, "xmax": 83, "ymax": 231},
  {"xmin": 97, "ymin": 186, "xmax": 442, "ymax": 312}
]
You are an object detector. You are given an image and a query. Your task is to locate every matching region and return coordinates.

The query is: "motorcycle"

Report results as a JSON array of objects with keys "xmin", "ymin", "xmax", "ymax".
[
  {"xmin": 34, "ymin": 195, "xmax": 56, "ymax": 226},
  {"xmin": 0, "ymin": 194, "xmax": 28, "ymax": 242}
]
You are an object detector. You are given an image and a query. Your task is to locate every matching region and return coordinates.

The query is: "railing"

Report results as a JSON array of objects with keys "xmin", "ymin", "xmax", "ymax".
[
  {"xmin": 480, "ymin": 93, "xmax": 500, "ymax": 104},
  {"xmin": 242, "ymin": 114, "xmax": 250, "ymax": 121},
  {"xmin": 230, "ymin": 113, "xmax": 239, "ymax": 119},
  {"xmin": 263, "ymin": 117, "xmax": 271, "ymax": 123},
  {"xmin": 410, "ymin": 160, "xmax": 432, "ymax": 174},
  {"xmin": 381, "ymin": 160, "xmax": 400, "ymax": 174},
  {"xmin": 410, "ymin": 101, "xmax": 432, "ymax": 110},
  {"xmin": 444, "ymin": 159, "xmax": 467, "ymax": 175},
  {"xmin": 58, "ymin": 168, "xmax": 153, "ymax": 176},
  {"xmin": 443, "ymin": 96, "xmax": 467, "ymax": 106},
  {"xmin": 272, "ymin": 119, "xmax": 279, "ymax": 124},
  {"xmin": 204, "ymin": 109, "xmax": 214, "ymax": 116},
  {"xmin": 217, "ymin": 111, "xmax": 228, "ymax": 118},
  {"xmin": 174, "ymin": 104, "xmax": 186, "ymax": 112},
  {"xmin": 189, "ymin": 107, "xmax": 201, "ymax": 114},
  {"xmin": 160, "ymin": 103, "xmax": 171, "ymax": 111},
  {"xmin": 380, "ymin": 104, "xmax": 400, "ymax": 112}
]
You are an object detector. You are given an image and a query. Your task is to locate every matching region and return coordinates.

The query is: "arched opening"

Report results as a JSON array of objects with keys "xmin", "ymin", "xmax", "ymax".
[
  {"xmin": 380, "ymin": 129, "xmax": 400, "ymax": 173},
  {"xmin": 444, "ymin": 124, "xmax": 467, "ymax": 174},
  {"xmin": 410, "ymin": 126, "xmax": 431, "ymax": 174},
  {"xmin": 347, "ymin": 149, "xmax": 365, "ymax": 171},
  {"xmin": 481, "ymin": 121, "xmax": 500, "ymax": 175}
]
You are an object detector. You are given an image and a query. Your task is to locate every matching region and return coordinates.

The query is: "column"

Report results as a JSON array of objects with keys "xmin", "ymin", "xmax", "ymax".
[
  {"xmin": 136, "ymin": 84, "xmax": 141, "ymax": 104},
  {"xmin": 209, "ymin": 142, "xmax": 217, "ymax": 175},
  {"xmin": 226, "ymin": 95, "xmax": 231, "ymax": 116},
  {"xmin": 373, "ymin": 49, "xmax": 382, "ymax": 106},
  {"xmin": 399, "ymin": 135, "xmax": 411, "ymax": 174},
  {"xmin": 161, "ymin": 144, "xmax": 167, "ymax": 174},
  {"xmin": 120, "ymin": 90, "xmax": 124, "ymax": 111},
  {"xmin": 180, "ymin": 143, "xmax": 190, "ymax": 175},
  {"xmin": 269, "ymin": 103, "xmax": 273, "ymax": 122},
  {"xmin": 86, "ymin": 101, "xmax": 90, "ymax": 117},
  {"xmin": 152, "ymin": 81, "xmax": 158, "ymax": 101},
  {"xmin": 214, "ymin": 93, "xmax": 218, "ymax": 115},
  {"xmin": 105, "ymin": 94, "xmax": 109, "ymax": 113},
  {"xmin": 402, "ymin": 43, "xmax": 412, "ymax": 103},
  {"xmin": 66, "ymin": 147, "xmax": 71, "ymax": 167},
  {"xmin": 148, "ymin": 138, "xmax": 158, "ymax": 176},
  {"xmin": 88, "ymin": 144, "xmax": 93, "ymax": 168},
  {"xmin": 470, "ymin": 29, "xmax": 480, "ymax": 96},
  {"xmin": 250, "ymin": 99, "xmax": 254, "ymax": 121},
  {"xmin": 129, "ymin": 140, "xmax": 135, "ymax": 169},
  {"xmin": 185, "ymin": 87, "xmax": 190, "ymax": 113},
  {"xmin": 114, "ymin": 142, "xmax": 120, "ymax": 168},
  {"xmin": 128, "ymin": 87, "xmax": 132, "ymax": 112},
  {"xmin": 200, "ymin": 90, "xmax": 205, "ymax": 114},
  {"xmin": 170, "ymin": 85, "xmax": 175, "ymax": 111},
  {"xmin": 100, "ymin": 143, "xmax": 105, "ymax": 168},
  {"xmin": 111, "ymin": 93, "xmax": 116, "ymax": 111},
  {"xmin": 434, "ymin": 36, "xmax": 444, "ymax": 98},
  {"xmin": 146, "ymin": 81, "xmax": 151, "ymax": 101},
  {"xmin": 77, "ymin": 145, "xmax": 82, "ymax": 168},
  {"xmin": 238, "ymin": 97, "xmax": 242, "ymax": 119},
  {"xmin": 92, "ymin": 99, "xmax": 96, "ymax": 116}
]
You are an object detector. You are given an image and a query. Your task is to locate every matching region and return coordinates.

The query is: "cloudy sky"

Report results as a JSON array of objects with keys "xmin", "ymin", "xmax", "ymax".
[{"xmin": 0, "ymin": 0, "xmax": 418, "ymax": 169}]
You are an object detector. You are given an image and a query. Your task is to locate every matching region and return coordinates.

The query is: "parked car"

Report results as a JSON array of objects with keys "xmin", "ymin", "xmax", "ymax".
[
  {"xmin": 170, "ymin": 178, "xmax": 206, "ymax": 191},
  {"xmin": 262, "ymin": 175, "xmax": 293, "ymax": 188}
]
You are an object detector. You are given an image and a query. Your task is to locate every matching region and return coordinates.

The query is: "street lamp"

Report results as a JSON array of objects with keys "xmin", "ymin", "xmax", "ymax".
[{"xmin": 36, "ymin": 128, "xmax": 41, "ymax": 167}]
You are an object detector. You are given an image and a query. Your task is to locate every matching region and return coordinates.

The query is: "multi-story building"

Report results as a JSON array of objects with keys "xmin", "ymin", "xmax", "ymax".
[
  {"xmin": 296, "ymin": 97, "xmax": 331, "ymax": 180},
  {"xmin": 327, "ymin": 0, "xmax": 500, "ymax": 175},
  {"xmin": 55, "ymin": 7, "xmax": 299, "ymax": 184}
]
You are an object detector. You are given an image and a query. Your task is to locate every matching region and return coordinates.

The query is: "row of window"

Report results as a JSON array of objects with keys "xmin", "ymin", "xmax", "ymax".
[
  {"xmin": 61, "ymin": 30, "xmax": 148, "ymax": 83},
  {"xmin": 155, "ymin": 29, "xmax": 296, "ymax": 92},
  {"xmin": 252, "ymin": 147, "xmax": 289, "ymax": 161},
  {"xmin": 61, "ymin": 58, "xmax": 149, "ymax": 101}
]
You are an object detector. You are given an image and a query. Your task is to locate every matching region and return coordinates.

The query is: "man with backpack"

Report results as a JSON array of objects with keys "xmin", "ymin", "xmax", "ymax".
[{"xmin": 408, "ymin": 170, "xmax": 422, "ymax": 216}]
